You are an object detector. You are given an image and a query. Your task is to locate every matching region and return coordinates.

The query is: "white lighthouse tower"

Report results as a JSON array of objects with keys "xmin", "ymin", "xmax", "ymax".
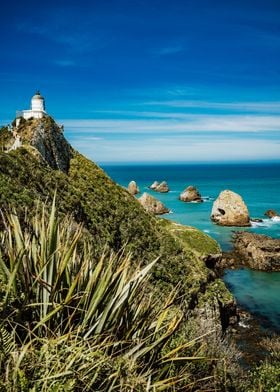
[
  {"xmin": 16, "ymin": 91, "xmax": 47, "ymax": 126},
  {"xmin": 31, "ymin": 91, "xmax": 45, "ymax": 112}
]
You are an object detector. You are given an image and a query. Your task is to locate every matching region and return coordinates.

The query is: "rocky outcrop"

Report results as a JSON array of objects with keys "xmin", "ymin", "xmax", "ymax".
[
  {"xmin": 31, "ymin": 118, "xmax": 72, "ymax": 172},
  {"xmin": 149, "ymin": 181, "xmax": 159, "ymax": 189},
  {"xmin": 180, "ymin": 186, "xmax": 203, "ymax": 202},
  {"xmin": 233, "ymin": 232, "xmax": 280, "ymax": 271},
  {"xmin": 149, "ymin": 181, "xmax": 169, "ymax": 193},
  {"xmin": 155, "ymin": 181, "xmax": 169, "ymax": 193},
  {"xmin": 138, "ymin": 192, "xmax": 169, "ymax": 215},
  {"xmin": 211, "ymin": 190, "xmax": 251, "ymax": 227},
  {"xmin": 127, "ymin": 180, "xmax": 139, "ymax": 195},
  {"xmin": 16, "ymin": 116, "xmax": 72, "ymax": 173},
  {"xmin": 264, "ymin": 209, "xmax": 280, "ymax": 219}
]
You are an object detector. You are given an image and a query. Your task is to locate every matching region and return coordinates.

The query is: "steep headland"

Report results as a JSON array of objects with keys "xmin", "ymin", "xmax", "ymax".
[
  {"xmin": 1, "ymin": 116, "xmax": 278, "ymax": 390},
  {"xmin": 0, "ymin": 117, "xmax": 230, "ymax": 307}
]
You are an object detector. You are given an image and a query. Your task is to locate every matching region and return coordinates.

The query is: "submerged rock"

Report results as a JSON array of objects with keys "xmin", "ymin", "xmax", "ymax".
[
  {"xmin": 180, "ymin": 185, "xmax": 203, "ymax": 202},
  {"xmin": 138, "ymin": 192, "xmax": 169, "ymax": 215},
  {"xmin": 127, "ymin": 180, "xmax": 139, "ymax": 195},
  {"xmin": 233, "ymin": 232, "xmax": 280, "ymax": 271},
  {"xmin": 211, "ymin": 190, "xmax": 251, "ymax": 227}
]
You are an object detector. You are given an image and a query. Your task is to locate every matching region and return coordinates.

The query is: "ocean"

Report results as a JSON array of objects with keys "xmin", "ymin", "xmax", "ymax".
[{"xmin": 102, "ymin": 163, "xmax": 280, "ymax": 332}]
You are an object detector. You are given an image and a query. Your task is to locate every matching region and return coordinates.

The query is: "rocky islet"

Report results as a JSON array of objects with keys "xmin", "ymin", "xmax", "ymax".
[
  {"xmin": 211, "ymin": 190, "xmax": 251, "ymax": 227},
  {"xmin": 179, "ymin": 185, "xmax": 203, "ymax": 202},
  {"xmin": 127, "ymin": 180, "xmax": 139, "ymax": 195}
]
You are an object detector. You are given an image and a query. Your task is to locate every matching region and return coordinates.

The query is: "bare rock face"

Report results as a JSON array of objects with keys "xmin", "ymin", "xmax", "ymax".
[
  {"xmin": 138, "ymin": 192, "xmax": 170, "ymax": 215},
  {"xmin": 155, "ymin": 181, "xmax": 169, "ymax": 193},
  {"xmin": 264, "ymin": 209, "xmax": 280, "ymax": 219},
  {"xmin": 180, "ymin": 186, "xmax": 203, "ymax": 202},
  {"xmin": 16, "ymin": 116, "xmax": 72, "ymax": 172},
  {"xmin": 211, "ymin": 190, "xmax": 250, "ymax": 227},
  {"xmin": 127, "ymin": 180, "xmax": 139, "ymax": 195},
  {"xmin": 233, "ymin": 232, "xmax": 280, "ymax": 271},
  {"xmin": 149, "ymin": 181, "xmax": 160, "ymax": 189},
  {"xmin": 149, "ymin": 180, "xmax": 169, "ymax": 193}
]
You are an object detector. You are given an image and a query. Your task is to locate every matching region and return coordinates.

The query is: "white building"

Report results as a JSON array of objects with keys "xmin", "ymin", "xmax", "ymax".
[{"xmin": 16, "ymin": 91, "xmax": 46, "ymax": 126}]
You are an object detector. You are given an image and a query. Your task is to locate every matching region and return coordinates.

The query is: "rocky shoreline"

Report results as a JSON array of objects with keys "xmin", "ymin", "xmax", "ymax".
[{"xmin": 204, "ymin": 231, "xmax": 280, "ymax": 272}]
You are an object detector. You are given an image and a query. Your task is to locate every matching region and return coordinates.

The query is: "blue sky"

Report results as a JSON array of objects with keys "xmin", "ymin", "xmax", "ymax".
[{"xmin": 1, "ymin": 0, "xmax": 280, "ymax": 163}]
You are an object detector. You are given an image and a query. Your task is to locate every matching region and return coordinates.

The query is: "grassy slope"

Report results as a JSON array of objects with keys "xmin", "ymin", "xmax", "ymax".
[{"xmin": 0, "ymin": 125, "xmax": 231, "ymax": 309}]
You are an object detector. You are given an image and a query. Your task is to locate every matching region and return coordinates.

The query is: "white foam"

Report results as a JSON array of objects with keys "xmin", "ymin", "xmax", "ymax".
[
  {"xmin": 203, "ymin": 229, "xmax": 210, "ymax": 233},
  {"xmin": 202, "ymin": 196, "xmax": 214, "ymax": 202},
  {"xmin": 250, "ymin": 218, "xmax": 280, "ymax": 228}
]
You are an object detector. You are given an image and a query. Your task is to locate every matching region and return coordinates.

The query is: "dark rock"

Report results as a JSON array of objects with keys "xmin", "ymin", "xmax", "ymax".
[
  {"xmin": 203, "ymin": 252, "xmax": 236, "ymax": 272},
  {"xmin": 250, "ymin": 218, "xmax": 263, "ymax": 223},
  {"xmin": 218, "ymin": 299, "xmax": 239, "ymax": 331},
  {"xmin": 203, "ymin": 253, "xmax": 222, "ymax": 269}
]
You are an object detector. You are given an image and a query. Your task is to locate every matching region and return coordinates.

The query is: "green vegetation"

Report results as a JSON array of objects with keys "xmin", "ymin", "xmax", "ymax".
[
  {"xmin": 0, "ymin": 202, "xmax": 215, "ymax": 391},
  {"xmin": 0, "ymin": 120, "xmax": 279, "ymax": 390},
  {"xmin": 0, "ymin": 126, "xmax": 13, "ymax": 151}
]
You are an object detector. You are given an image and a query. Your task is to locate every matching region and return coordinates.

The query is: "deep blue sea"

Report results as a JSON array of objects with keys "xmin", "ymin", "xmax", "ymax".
[{"xmin": 102, "ymin": 163, "xmax": 280, "ymax": 332}]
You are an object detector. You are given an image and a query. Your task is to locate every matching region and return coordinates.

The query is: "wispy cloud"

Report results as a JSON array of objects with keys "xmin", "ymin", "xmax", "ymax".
[
  {"xmin": 68, "ymin": 135, "xmax": 280, "ymax": 163},
  {"xmin": 61, "ymin": 109, "xmax": 280, "ymax": 163},
  {"xmin": 61, "ymin": 114, "xmax": 280, "ymax": 134},
  {"xmin": 144, "ymin": 100, "xmax": 280, "ymax": 113}
]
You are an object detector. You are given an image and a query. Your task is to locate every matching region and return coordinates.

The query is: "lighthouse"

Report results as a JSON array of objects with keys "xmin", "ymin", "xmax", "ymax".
[
  {"xmin": 31, "ymin": 91, "xmax": 45, "ymax": 112},
  {"xmin": 16, "ymin": 91, "xmax": 47, "ymax": 126}
]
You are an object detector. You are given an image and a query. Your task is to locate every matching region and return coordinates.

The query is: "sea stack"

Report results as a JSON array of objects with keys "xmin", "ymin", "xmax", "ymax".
[
  {"xmin": 127, "ymin": 180, "xmax": 139, "ymax": 195},
  {"xmin": 149, "ymin": 181, "xmax": 160, "ymax": 189},
  {"xmin": 211, "ymin": 190, "xmax": 251, "ymax": 227},
  {"xmin": 149, "ymin": 180, "xmax": 169, "ymax": 192},
  {"xmin": 155, "ymin": 181, "xmax": 169, "ymax": 193},
  {"xmin": 138, "ymin": 192, "xmax": 170, "ymax": 215},
  {"xmin": 179, "ymin": 186, "xmax": 203, "ymax": 202}
]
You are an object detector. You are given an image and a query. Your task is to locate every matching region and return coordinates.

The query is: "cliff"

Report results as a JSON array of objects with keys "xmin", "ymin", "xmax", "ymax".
[{"xmin": 14, "ymin": 116, "xmax": 72, "ymax": 171}]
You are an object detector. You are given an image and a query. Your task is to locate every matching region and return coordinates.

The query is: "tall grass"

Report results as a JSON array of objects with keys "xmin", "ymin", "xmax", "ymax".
[{"xmin": 0, "ymin": 201, "xmax": 208, "ymax": 391}]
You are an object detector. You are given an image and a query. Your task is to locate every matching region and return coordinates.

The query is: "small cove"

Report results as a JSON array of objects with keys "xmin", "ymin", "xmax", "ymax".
[{"xmin": 102, "ymin": 163, "xmax": 280, "ymax": 333}]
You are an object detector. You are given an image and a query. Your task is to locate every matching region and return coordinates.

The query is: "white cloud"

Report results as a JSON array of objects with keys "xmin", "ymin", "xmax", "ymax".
[
  {"xmin": 69, "ymin": 136, "xmax": 280, "ymax": 163},
  {"xmin": 61, "ymin": 114, "xmax": 280, "ymax": 134},
  {"xmin": 145, "ymin": 100, "xmax": 280, "ymax": 113}
]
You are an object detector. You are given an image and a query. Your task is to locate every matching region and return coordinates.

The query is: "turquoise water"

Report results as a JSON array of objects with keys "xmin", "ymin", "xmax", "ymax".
[
  {"xmin": 223, "ymin": 268, "xmax": 280, "ymax": 332},
  {"xmin": 102, "ymin": 163, "xmax": 280, "ymax": 332}
]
